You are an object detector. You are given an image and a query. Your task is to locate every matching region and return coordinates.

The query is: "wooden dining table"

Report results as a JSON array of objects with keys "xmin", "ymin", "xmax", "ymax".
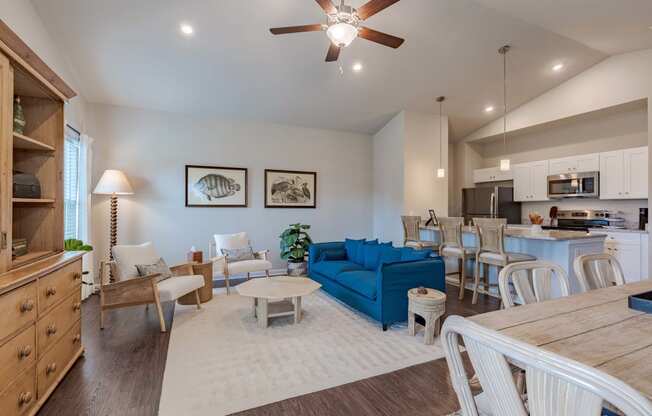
[{"xmin": 469, "ymin": 279, "xmax": 652, "ymax": 400}]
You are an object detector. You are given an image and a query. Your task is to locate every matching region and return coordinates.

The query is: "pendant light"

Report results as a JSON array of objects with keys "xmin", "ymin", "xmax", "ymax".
[
  {"xmin": 499, "ymin": 45, "xmax": 511, "ymax": 172},
  {"xmin": 436, "ymin": 96, "xmax": 446, "ymax": 178}
]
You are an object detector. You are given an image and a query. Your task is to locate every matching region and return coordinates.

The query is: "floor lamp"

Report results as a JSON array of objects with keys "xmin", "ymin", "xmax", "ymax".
[{"xmin": 93, "ymin": 169, "xmax": 134, "ymax": 280}]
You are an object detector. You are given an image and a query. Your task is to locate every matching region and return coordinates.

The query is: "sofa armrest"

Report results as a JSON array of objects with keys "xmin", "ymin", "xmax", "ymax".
[
  {"xmin": 308, "ymin": 242, "xmax": 345, "ymax": 269},
  {"xmin": 378, "ymin": 258, "xmax": 446, "ymax": 301}
]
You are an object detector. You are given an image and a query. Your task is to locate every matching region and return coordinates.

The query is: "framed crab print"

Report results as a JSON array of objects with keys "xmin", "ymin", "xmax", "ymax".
[
  {"xmin": 185, "ymin": 165, "xmax": 248, "ymax": 207},
  {"xmin": 265, "ymin": 169, "xmax": 316, "ymax": 208}
]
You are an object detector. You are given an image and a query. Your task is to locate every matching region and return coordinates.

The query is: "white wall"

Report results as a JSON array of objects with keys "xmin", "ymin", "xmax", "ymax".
[
  {"xmin": 88, "ymin": 104, "xmax": 373, "ymax": 270},
  {"xmin": 372, "ymin": 112, "xmax": 405, "ymax": 244},
  {"xmin": 372, "ymin": 111, "xmax": 449, "ymax": 243},
  {"xmin": 0, "ymin": 1, "xmax": 87, "ymax": 131}
]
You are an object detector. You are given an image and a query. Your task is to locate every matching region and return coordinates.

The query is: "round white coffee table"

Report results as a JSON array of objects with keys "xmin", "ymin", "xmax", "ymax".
[
  {"xmin": 407, "ymin": 288, "xmax": 447, "ymax": 345},
  {"xmin": 236, "ymin": 276, "xmax": 321, "ymax": 328}
]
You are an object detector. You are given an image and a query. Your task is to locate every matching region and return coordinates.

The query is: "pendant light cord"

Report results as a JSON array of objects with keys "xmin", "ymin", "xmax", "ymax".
[
  {"xmin": 502, "ymin": 46, "xmax": 508, "ymax": 155},
  {"xmin": 439, "ymin": 100, "xmax": 443, "ymax": 167}
]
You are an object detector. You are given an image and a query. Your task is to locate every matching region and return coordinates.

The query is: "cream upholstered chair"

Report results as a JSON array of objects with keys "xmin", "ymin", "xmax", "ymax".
[
  {"xmin": 472, "ymin": 218, "xmax": 536, "ymax": 305},
  {"xmin": 439, "ymin": 217, "xmax": 476, "ymax": 300},
  {"xmin": 401, "ymin": 215, "xmax": 439, "ymax": 251},
  {"xmin": 442, "ymin": 315, "xmax": 652, "ymax": 416},
  {"xmin": 498, "ymin": 261, "xmax": 570, "ymax": 309},
  {"xmin": 210, "ymin": 232, "xmax": 272, "ymax": 294},
  {"xmin": 99, "ymin": 242, "xmax": 206, "ymax": 332},
  {"xmin": 574, "ymin": 253, "xmax": 626, "ymax": 293}
]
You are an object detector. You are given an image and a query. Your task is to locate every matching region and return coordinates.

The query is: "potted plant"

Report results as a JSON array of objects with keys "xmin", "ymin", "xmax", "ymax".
[{"xmin": 280, "ymin": 223, "xmax": 312, "ymax": 276}]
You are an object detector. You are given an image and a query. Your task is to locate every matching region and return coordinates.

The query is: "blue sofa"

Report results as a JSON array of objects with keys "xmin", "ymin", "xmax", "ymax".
[{"xmin": 308, "ymin": 239, "xmax": 446, "ymax": 330}]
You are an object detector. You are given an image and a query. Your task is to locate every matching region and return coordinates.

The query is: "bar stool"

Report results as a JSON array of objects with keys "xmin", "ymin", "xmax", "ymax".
[
  {"xmin": 401, "ymin": 215, "xmax": 439, "ymax": 252},
  {"xmin": 472, "ymin": 218, "xmax": 537, "ymax": 305},
  {"xmin": 438, "ymin": 217, "xmax": 476, "ymax": 301}
]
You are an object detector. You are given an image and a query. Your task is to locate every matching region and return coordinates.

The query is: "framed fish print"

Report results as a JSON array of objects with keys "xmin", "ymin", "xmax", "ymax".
[
  {"xmin": 185, "ymin": 165, "xmax": 248, "ymax": 207},
  {"xmin": 265, "ymin": 169, "xmax": 316, "ymax": 208}
]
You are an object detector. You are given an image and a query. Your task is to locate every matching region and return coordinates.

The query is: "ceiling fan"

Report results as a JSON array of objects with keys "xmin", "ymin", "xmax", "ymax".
[{"xmin": 270, "ymin": 0, "xmax": 404, "ymax": 62}]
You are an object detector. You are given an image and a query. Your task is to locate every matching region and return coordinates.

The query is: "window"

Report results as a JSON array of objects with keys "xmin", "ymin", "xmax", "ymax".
[{"xmin": 64, "ymin": 125, "xmax": 81, "ymax": 240}]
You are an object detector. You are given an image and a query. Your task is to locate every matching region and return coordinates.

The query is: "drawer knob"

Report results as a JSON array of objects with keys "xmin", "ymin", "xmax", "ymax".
[
  {"xmin": 73, "ymin": 272, "xmax": 82, "ymax": 280},
  {"xmin": 46, "ymin": 324, "xmax": 57, "ymax": 336},
  {"xmin": 46, "ymin": 287, "xmax": 57, "ymax": 297},
  {"xmin": 46, "ymin": 362, "xmax": 57, "ymax": 375},
  {"xmin": 73, "ymin": 333, "xmax": 81, "ymax": 344},
  {"xmin": 18, "ymin": 345, "xmax": 32, "ymax": 359},
  {"xmin": 18, "ymin": 391, "xmax": 33, "ymax": 406},
  {"xmin": 20, "ymin": 299, "xmax": 34, "ymax": 313},
  {"xmin": 73, "ymin": 302, "xmax": 82, "ymax": 312}
]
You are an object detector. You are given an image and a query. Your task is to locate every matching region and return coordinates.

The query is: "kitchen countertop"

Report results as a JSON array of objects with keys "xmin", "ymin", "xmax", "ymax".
[
  {"xmin": 588, "ymin": 228, "xmax": 648, "ymax": 234},
  {"xmin": 420, "ymin": 225, "xmax": 607, "ymax": 242}
]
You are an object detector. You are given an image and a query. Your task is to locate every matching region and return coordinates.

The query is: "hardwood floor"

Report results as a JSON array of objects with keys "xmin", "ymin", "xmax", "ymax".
[{"xmin": 38, "ymin": 282, "xmax": 499, "ymax": 416}]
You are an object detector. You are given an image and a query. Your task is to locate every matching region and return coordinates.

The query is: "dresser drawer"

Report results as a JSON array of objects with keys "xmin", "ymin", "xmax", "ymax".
[
  {"xmin": 38, "ymin": 260, "xmax": 82, "ymax": 314},
  {"xmin": 37, "ymin": 320, "xmax": 81, "ymax": 398},
  {"xmin": 37, "ymin": 291, "xmax": 81, "ymax": 353},
  {"xmin": 0, "ymin": 282, "xmax": 36, "ymax": 343},
  {"xmin": 0, "ymin": 366, "xmax": 36, "ymax": 416},
  {"xmin": 0, "ymin": 325, "xmax": 35, "ymax": 393}
]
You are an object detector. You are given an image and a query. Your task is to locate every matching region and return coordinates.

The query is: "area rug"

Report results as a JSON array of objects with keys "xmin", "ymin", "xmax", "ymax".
[{"xmin": 158, "ymin": 289, "xmax": 445, "ymax": 416}]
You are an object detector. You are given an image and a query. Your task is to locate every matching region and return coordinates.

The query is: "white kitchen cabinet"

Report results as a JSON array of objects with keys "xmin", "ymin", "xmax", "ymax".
[
  {"xmin": 549, "ymin": 153, "xmax": 599, "ymax": 175},
  {"xmin": 602, "ymin": 232, "xmax": 643, "ymax": 283},
  {"xmin": 599, "ymin": 146, "xmax": 648, "ymax": 200},
  {"xmin": 473, "ymin": 167, "xmax": 513, "ymax": 183},
  {"xmin": 512, "ymin": 160, "xmax": 549, "ymax": 202},
  {"xmin": 642, "ymin": 234, "xmax": 649, "ymax": 279}
]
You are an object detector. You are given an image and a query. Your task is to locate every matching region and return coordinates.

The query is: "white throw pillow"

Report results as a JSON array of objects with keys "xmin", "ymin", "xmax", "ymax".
[
  {"xmin": 112, "ymin": 242, "xmax": 160, "ymax": 281},
  {"xmin": 214, "ymin": 232, "xmax": 249, "ymax": 252}
]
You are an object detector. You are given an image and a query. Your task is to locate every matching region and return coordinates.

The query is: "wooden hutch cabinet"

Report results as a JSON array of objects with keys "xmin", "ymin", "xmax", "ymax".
[{"xmin": 0, "ymin": 20, "xmax": 84, "ymax": 416}]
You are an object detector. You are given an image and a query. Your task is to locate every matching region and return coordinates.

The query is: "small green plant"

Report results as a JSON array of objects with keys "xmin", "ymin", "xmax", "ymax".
[
  {"xmin": 64, "ymin": 239, "xmax": 93, "ymax": 251},
  {"xmin": 280, "ymin": 223, "xmax": 312, "ymax": 263}
]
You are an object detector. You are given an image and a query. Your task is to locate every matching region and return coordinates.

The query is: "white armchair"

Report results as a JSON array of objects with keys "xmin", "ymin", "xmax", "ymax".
[
  {"xmin": 99, "ymin": 242, "xmax": 206, "ymax": 332},
  {"xmin": 209, "ymin": 232, "xmax": 272, "ymax": 294}
]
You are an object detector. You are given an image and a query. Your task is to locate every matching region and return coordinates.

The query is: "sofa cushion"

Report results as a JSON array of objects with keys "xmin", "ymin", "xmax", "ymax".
[
  {"xmin": 345, "ymin": 239, "xmax": 365, "ymax": 263},
  {"xmin": 401, "ymin": 247, "xmax": 432, "ymax": 261},
  {"xmin": 363, "ymin": 242, "xmax": 392, "ymax": 270},
  {"xmin": 378, "ymin": 246, "xmax": 402, "ymax": 266},
  {"xmin": 335, "ymin": 270, "xmax": 377, "ymax": 300},
  {"xmin": 318, "ymin": 248, "xmax": 347, "ymax": 262},
  {"xmin": 311, "ymin": 260, "xmax": 364, "ymax": 280},
  {"xmin": 354, "ymin": 239, "xmax": 378, "ymax": 265}
]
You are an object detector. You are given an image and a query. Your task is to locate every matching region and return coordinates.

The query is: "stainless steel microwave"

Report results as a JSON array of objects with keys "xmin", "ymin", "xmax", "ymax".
[{"xmin": 547, "ymin": 171, "xmax": 599, "ymax": 199}]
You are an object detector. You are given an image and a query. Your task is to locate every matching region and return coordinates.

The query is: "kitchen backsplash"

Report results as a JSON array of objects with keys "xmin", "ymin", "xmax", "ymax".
[{"xmin": 522, "ymin": 199, "xmax": 647, "ymax": 229}]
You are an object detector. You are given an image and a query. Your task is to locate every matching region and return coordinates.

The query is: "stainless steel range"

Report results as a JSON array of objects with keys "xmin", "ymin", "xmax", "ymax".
[{"xmin": 544, "ymin": 209, "xmax": 625, "ymax": 232}]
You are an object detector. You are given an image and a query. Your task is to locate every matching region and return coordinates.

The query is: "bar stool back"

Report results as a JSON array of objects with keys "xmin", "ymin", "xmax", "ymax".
[
  {"xmin": 472, "ymin": 218, "xmax": 537, "ymax": 305},
  {"xmin": 439, "ymin": 217, "xmax": 475, "ymax": 300},
  {"xmin": 401, "ymin": 215, "xmax": 439, "ymax": 251}
]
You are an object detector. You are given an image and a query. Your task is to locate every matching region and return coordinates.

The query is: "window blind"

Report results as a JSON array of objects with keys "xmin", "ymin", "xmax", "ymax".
[{"xmin": 64, "ymin": 125, "xmax": 81, "ymax": 240}]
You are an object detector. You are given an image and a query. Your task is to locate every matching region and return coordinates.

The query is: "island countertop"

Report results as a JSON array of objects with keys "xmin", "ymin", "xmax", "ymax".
[{"xmin": 420, "ymin": 225, "xmax": 607, "ymax": 242}]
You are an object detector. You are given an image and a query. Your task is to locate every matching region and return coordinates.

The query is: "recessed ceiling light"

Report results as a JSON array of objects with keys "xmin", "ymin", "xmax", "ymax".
[
  {"xmin": 352, "ymin": 62, "xmax": 363, "ymax": 72},
  {"xmin": 180, "ymin": 23, "xmax": 194, "ymax": 36},
  {"xmin": 552, "ymin": 63, "xmax": 564, "ymax": 72},
  {"xmin": 485, "ymin": 106, "xmax": 494, "ymax": 113}
]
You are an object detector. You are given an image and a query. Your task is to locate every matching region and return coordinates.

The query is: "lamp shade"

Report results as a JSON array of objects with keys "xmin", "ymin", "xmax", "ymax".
[{"xmin": 93, "ymin": 169, "xmax": 134, "ymax": 195}]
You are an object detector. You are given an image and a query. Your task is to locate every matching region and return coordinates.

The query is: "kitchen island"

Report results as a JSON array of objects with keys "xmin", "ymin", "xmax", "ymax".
[{"xmin": 420, "ymin": 225, "xmax": 606, "ymax": 297}]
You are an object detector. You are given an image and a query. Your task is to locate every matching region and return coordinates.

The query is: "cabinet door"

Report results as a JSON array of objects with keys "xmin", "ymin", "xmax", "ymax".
[
  {"xmin": 623, "ymin": 147, "xmax": 648, "ymax": 199},
  {"xmin": 641, "ymin": 235, "xmax": 649, "ymax": 280},
  {"xmin": 494, "ymin": 168, "xmax": 513, "ymax": 182},
  {"xmin": 599, "ymin": 150, "xmax": 624, "ymax": 199},
  {"xmin": 512, "ymin": 164, "xmax": 531, "ymax": 202},
  {"xmin": 530, "ymin": 160, "xmax": 549, "ymax": 201},
  {"xmin": 613, "ymin": 243, "xmax": 641, "ymax": 283},
  {"xmin": 548, "ymin": 157, "xmax": 575, "ymax": 175},
  {"xmin": 575, "ymin": 153, "xmax": 600, "ymax": 173},
  {"xmin": 473, "ymin": 168, "xmax": 494, "ymax": 183}
]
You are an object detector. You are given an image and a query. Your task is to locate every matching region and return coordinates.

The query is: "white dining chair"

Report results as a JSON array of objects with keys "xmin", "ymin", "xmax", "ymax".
[
  {"xmin": 441, "ymin": 315, "xmax": 652, "ymax": 416},
  {"xmin": 574, "ymin": 253, "xmax": 626, "ymax": 293},
  {"xmin": 498, "ymin": 261, "xmax": 570, "ymax": 309}
]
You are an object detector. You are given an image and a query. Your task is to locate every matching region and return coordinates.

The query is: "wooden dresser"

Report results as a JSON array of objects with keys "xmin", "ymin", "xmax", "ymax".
[
  {"xmin": 0, "ymin": 252, "xmax": 84, "ymax": 416},
  {"xmin": 0, "ymin": 18, "xmax": 83, "ymax": 415}
]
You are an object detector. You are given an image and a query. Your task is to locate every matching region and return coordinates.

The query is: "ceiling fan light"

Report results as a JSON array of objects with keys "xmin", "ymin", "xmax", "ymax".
[{"xmin": 327, "ymin": 23, "xmax": 358, "ymax": 47}]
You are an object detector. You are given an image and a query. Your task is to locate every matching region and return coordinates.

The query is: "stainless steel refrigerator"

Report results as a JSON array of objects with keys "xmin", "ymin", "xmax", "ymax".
[{"xmin": 462, "ymin": 186, "xmax": 522, "ymax": 225}]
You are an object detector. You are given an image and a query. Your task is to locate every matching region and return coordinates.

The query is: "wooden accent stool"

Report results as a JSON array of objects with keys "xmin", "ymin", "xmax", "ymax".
[{"xmin": 408, "ymin": 288, "xmax": 446, "ymax": 345}]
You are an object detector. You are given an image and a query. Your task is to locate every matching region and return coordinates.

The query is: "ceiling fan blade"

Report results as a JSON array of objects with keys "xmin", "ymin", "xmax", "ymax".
[
  {"xmin": 325, "ymin": 43, "xmax": 341, "ymax": 62},
  {"xmin": 269, "ymin": 24, "xmax": 323, "ymax": 35},
  {"xmin": 315, "ymin": 0, "xmax": 337, "ymax": 14},
  {"xmin": 356, "ymin": 0, "xmax": 400, "ymax": 20},
  {"xmin": 358, "ymin": 27, "xmax": 404, "ymax": 48}
]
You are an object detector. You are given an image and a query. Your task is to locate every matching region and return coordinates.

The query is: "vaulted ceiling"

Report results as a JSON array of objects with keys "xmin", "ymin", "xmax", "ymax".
[{"xmin": 29, "ymin": 0, "xmax": 652, "ymax": 139}]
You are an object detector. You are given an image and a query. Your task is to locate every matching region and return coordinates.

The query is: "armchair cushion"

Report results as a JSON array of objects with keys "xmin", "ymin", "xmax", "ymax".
[
  {"xmin": 135, "ymin": 257, "xmax": 172, "ymax": 282},
  {"xmin": 226, "ymin": 259, "xmax": 272, "ymax": 275},
  {"xmin": 214, "ymin": 232, "xmax": 249, "ymax": 252},
  {"xmin": 112, "ymin": 242, "xmax": 159, "ymax": 281},
  {"xmin": 157, "ymin": 275, "xmax": 205, "ymax": 302}
]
